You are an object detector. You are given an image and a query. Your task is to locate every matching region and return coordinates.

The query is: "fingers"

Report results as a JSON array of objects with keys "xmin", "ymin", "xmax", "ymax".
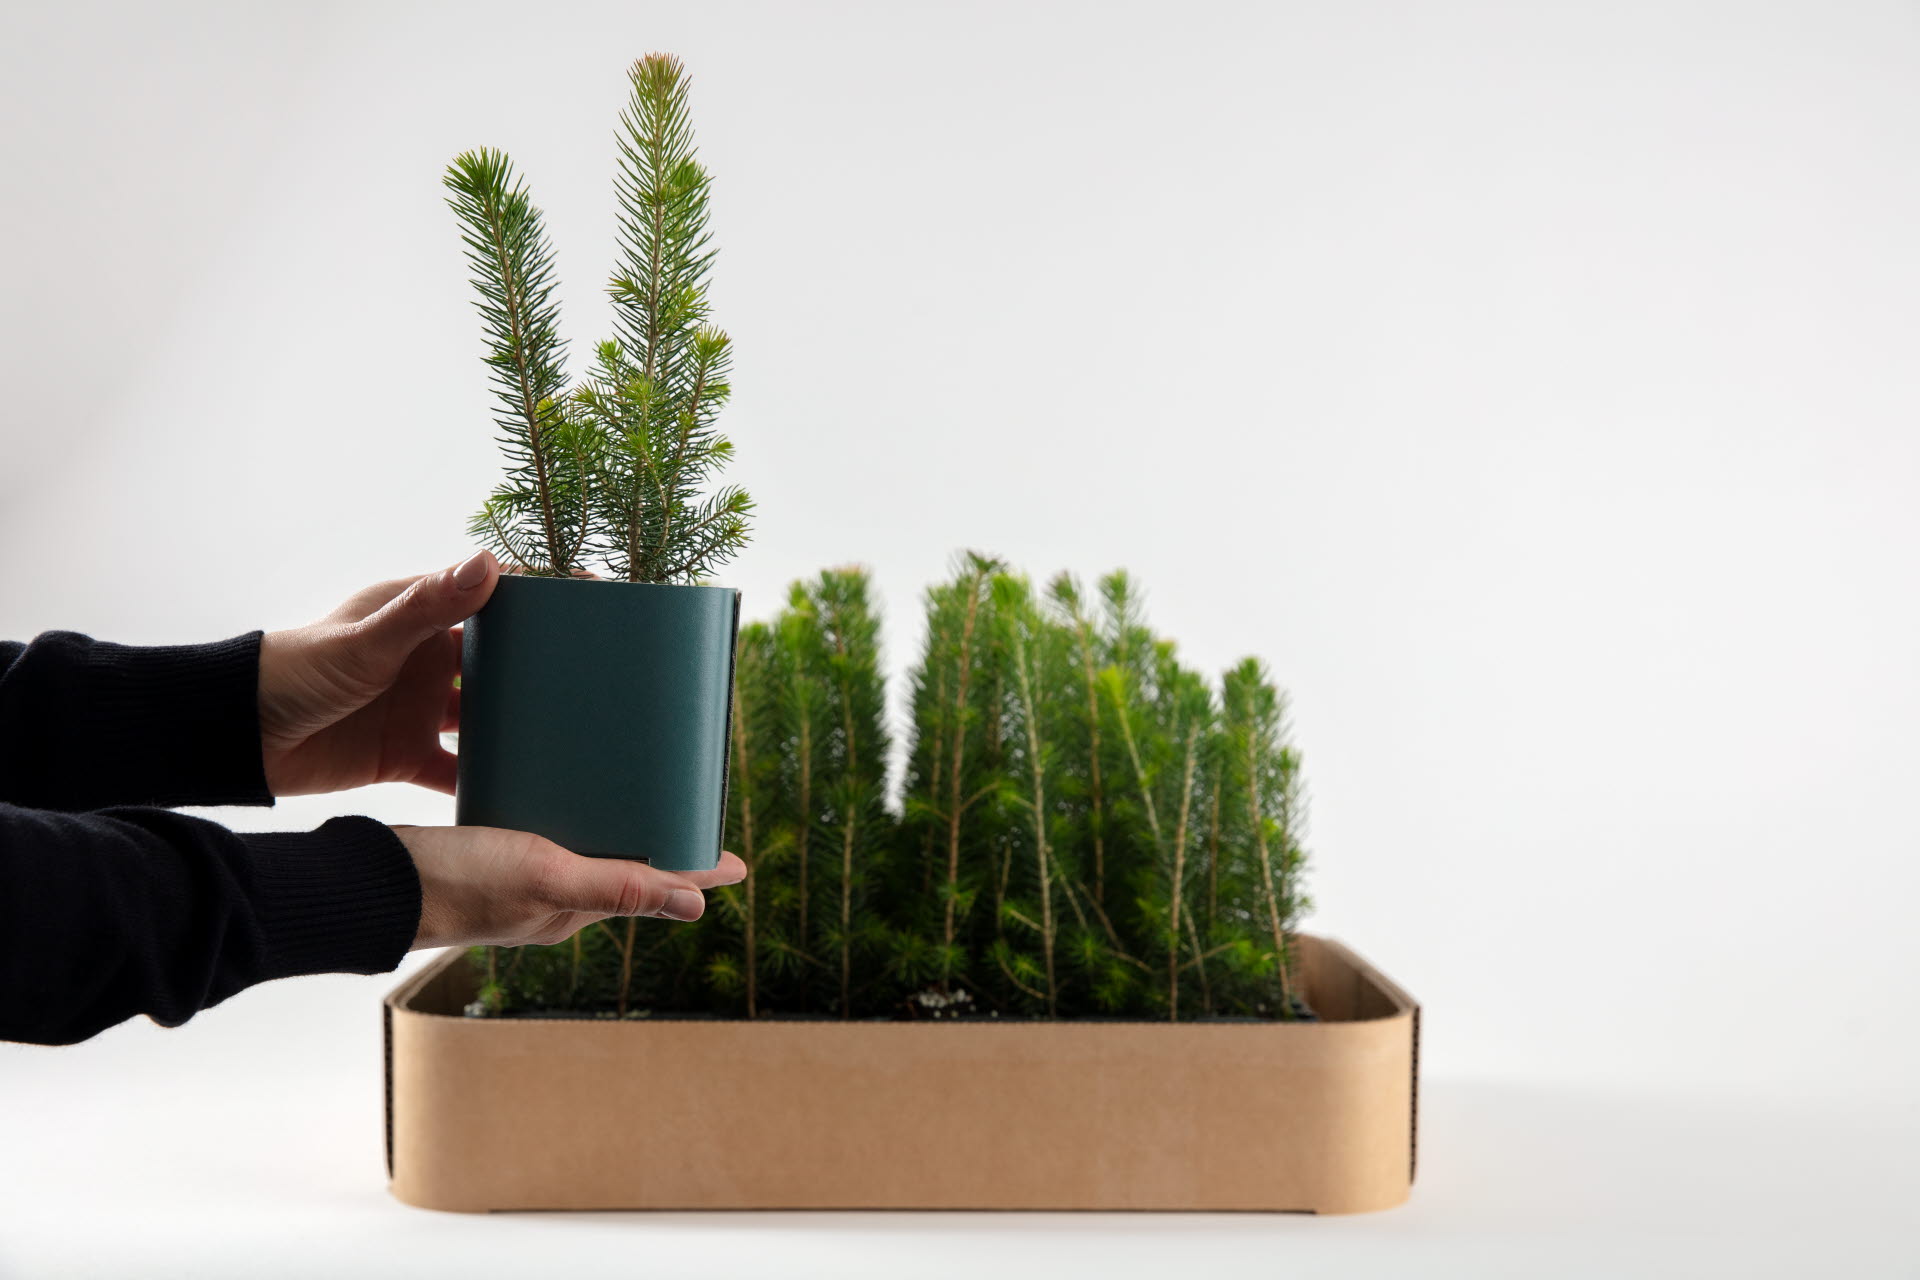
[
  {"xmin": 440, "ymin": 684, "xmax": 461, "ymax": 733},
  {"xmin": 347, "ymin": 550, "xmax": 498, "ymax": 676}
]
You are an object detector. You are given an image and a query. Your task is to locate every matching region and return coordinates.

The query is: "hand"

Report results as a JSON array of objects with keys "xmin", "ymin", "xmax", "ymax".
[
  {"xmin": 396, "ymin": 826, "xmax": 750, "ymax": 949},
  {"xmin": 257, "ymin": 551, "xmax": 500, "ymax": 797}
]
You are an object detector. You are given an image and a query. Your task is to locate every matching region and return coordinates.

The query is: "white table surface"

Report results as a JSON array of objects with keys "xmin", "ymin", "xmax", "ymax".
[{"xmin": 2, "ymin": 956, "xmax": 1914, "ymax": 1280}]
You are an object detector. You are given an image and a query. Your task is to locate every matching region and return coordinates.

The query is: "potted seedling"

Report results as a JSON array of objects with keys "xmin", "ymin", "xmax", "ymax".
[{"xmin": 447, "ymin": 55, "xmax": 748, "ymax": 872}]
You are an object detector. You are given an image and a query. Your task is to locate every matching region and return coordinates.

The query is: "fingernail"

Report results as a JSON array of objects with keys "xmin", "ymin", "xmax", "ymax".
[
  {"xmin": 453, "ymin": 550, "xmax": 491, "ymax": 590},
  {"xmin": 659, "ymin": 889, "xmax": 705, "ymax": 922}
]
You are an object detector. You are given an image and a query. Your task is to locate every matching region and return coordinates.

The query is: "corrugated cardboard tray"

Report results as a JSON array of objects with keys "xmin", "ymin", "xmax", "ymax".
[{"xmin": 385, "ymin": 933, "xmax": 1418, "ymax": 1214}]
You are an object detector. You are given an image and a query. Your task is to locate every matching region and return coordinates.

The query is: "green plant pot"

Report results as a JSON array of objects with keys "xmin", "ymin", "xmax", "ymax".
[{"xmin": 454, "ymin": 574, "xmax": 740, "ymax": 872}]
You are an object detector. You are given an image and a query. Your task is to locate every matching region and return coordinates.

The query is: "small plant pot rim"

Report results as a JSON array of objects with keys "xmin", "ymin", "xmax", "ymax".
[
  {"xmin": 383, "ymin": 934, "xmax": 1419, "ymax": 1214},
  {"xmin": 454, "ymin": 573, "xmax": 740, "ymax": 872}
]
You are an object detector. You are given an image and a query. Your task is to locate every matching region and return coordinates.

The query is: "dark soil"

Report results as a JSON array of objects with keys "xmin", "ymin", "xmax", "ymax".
[{"xmin": 484, "ymin": 994, "xmax": 1319, "ymax": 1024}]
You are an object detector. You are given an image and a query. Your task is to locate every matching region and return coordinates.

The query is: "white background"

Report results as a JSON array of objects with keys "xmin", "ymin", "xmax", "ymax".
[{"xmin": 2, "ymin": 1, "xmax": 1916, "ymax": 1275}]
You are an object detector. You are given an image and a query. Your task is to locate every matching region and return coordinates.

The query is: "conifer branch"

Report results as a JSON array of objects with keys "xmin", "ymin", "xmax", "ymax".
[{"xmin": 444, "ymin": 148, "xmax": 581, "ymax": 576}]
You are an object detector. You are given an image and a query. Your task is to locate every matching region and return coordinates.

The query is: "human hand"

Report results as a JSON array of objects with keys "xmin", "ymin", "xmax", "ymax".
[
  {"xmin": 395, "ymin": 826, "xmax": 749, "ymax": 949},
  {"xmin": 257, "ymin": 551, "xmax": 499, "ymax": 797}
]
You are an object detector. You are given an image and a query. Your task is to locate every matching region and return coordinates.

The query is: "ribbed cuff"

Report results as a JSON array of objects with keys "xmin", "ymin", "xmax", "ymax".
[
  {"xmin": 240, "ymin": 816, "xmax": 423, "ymax": 979},
  {"xmin": 85, "ymin": 631, "xmax": 274, "ymax": 808}
]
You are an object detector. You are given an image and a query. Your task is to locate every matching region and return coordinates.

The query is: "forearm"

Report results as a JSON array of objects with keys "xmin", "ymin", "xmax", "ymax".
[
  {"xmin": 0, "ymin": 803, "xmax": 420, "ymax": 1045},
  {"xmin": 0, "ymin": 631, "xmax": 273, "ymax": 811}
]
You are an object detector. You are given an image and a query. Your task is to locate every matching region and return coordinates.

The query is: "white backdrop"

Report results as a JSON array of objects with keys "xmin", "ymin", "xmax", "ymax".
[{"xmin": 2, "ymin": 2, "xmax": 1917, "ymax": 1275}]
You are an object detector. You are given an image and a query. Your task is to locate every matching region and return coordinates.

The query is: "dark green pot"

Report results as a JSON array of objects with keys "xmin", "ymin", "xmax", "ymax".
[{"xmin": 454, "ymin": 575, "xmax": 740, "ymax": 872}]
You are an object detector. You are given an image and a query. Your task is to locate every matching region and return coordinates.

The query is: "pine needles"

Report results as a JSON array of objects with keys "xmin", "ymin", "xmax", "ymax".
[
  {"xmin": 471, "ymin": 558, "xmax": 1315, "ymax": 1023},
  {"xmin": 446, "ymin": 55, "xmax": 752, "ymax": 582}
]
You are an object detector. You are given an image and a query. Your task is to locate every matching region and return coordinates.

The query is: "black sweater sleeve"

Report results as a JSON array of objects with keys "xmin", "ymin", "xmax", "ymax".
[
  {"xmin": 0, "ymin": 630, "xmax": 274, "ymax": 811},
  {"xmin": 0, "ymin": 632, "xmax": 424, "ymax": 1045},
  {"xmin": 0, "ymin": 805, "xmax": 421, "ymax": 1044}
]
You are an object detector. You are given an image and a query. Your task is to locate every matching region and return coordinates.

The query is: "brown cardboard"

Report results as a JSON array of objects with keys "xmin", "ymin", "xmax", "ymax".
[{"xmin": 385, "ymin": 934, "xmax": 1418, "ymax": 1214}]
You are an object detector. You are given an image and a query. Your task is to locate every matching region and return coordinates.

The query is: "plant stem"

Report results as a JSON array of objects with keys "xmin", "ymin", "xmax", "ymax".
[
  {"xmin": 834, "ymin": 623, "xmax": 858, "ymax": 1019},
  {"xmin": 1111, "ymin": 682, "xmax": 1163, "ymax": 848},
  {"xmin": 1010, "ymin": 625, "xmax": 1056, "ymax": 1016},
  {"xmin": 839, "ymin": 818, "xmax": 855, "ymax": 1017},
  {"xmin": 1206, "ymin": 776, "xmax": 1221, "ymax": 936},
  {"xmin": 1246, "ymin": 733, "xmax": 1294, "ymax": 1013},
  {"xmin": 617, "ymin": 917, "xmax": 637, "ymax": 1016},
  {"xmin": 1072, "ymin": 617, "xmax": 1107, "ymax": 906},
  {"xmin": 797, "ymin": 713, "xmax": 812, "ymax": 963},
  {"xmin": 942, "ymin": 573, "xmax": 985, "ymax": 988},
  {"xmin": 732, "ymin": 684, "xmax": 759, "ymax": 1018},
  {"xmin": 1169, "ymin": 721, "xmax": 1198, "ymax": 1022},
  {"xmin": 1183, "ymin": 900, "xmax": 1212, "ymax": 1015},
  {"xmin": 922, "ymin": 621, "xmax": 950, "ymax": 898}
]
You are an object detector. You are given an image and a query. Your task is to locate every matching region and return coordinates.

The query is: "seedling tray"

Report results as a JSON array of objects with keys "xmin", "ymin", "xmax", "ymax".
[{"xmin": 384, "ymin": 933, "xmax": 1417, "ymax": 1213}]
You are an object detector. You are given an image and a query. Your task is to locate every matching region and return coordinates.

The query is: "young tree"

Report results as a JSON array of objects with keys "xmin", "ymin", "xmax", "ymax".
[
  {"xmin": 899, "ymin": 554, "xmax": 1004, "ymax": 995},
  {"xmin": 772, "ymin": 596, "xmax": 828, "ymax": 1001},
  {"xmin": 1047, "ymin": 574, "xmax": 1110, "ymax": 908},
  {"xmin": 811, "ymin": 569, "xmax": 890, "ymax": 1015},
  {"xmin": 712, "ymin": 622, "xmax": 777, "ymax": 1015},
  {"xmin": 989, "ymin": 573, "xmax": 1067, "ymax": 1015},
  {"xmin": 1104, "ymin": 649, "xmax": 1214, "ymax": 1021},
  {"xmin": 449, "ymin": 55, "xmax": 751, "ymax": 583},
  {"xmin": 1221, "ymin": 658, "xmax": 1311, "ymax": 1017}
]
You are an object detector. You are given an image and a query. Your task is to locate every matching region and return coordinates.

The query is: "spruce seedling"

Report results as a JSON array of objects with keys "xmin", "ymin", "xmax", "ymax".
[
  {"xmin": 1222, "ymin": 658, "xmax": 1308, "ymax": 1015},
  {"xmin": 1049, "ymin": 574, "xmax": 1111, "ymax": 910},
  {"xmin": 930, "ymin": 555, "xmax": 1000, "ymax": 989},
  {"xmin": 724, "ymin": 623, "xmax": 774, "ymax": 1017},
  {"xmin": 812, "ymin": 570, "xmax": 889, "ymax": 1016},
  {"xmin": 775, "ymin": 600, "xmax": 826, "ymax": 977},
  {"xmin": 994, "ymin": 573, "xmax": 1060, "ymax": 1015},
  {"xmin": 447, "ymin": 54, "xmax": 752, "ymax": 583}
]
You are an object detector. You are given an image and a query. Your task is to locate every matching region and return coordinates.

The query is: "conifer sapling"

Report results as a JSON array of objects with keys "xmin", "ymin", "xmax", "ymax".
[{"xmin": 446, "ymin": 55, "xmax": 752, "ymax": 583}]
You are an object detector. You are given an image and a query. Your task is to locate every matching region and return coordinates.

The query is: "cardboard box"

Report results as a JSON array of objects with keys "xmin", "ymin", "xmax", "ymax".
[{"xmin": 384, "ymin": 934, "xmax": 1418, "ymax": 1214}]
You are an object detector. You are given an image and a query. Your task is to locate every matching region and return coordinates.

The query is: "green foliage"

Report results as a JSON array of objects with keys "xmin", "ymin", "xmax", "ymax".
[
  {"xmin": 444, "ymin": 148, "xmax": 590, "ymax": 577},
  {"xmin": 472, "ymin": 558, "xmax": 1316, "ymax": 1022},
  {"xmin": 446, "ymin": 54, "xmax": 751, "ymax": 583}
]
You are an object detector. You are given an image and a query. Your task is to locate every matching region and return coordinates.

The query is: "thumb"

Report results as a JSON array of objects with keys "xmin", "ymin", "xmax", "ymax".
[
  {"xmin": 544, "ymin": 854, "xmax": 710, "ymax": 923},
  {"xmin": 352, "ymin": 550, "xmax": 499, "ymax": 669}
]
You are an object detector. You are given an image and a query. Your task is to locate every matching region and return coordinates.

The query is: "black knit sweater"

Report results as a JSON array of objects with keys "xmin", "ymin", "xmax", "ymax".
[{"xmin": 0, "ymin": 630, "xmax": 423, "ymax": 1045}]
